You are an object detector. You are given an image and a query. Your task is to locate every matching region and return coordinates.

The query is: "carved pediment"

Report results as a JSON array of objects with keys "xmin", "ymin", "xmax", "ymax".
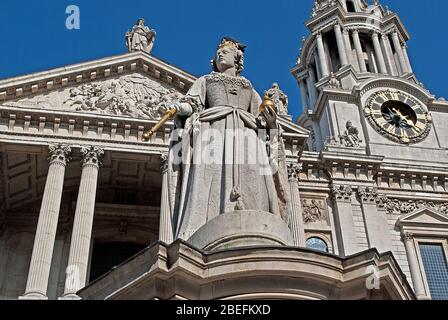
[
  {"xmin": 278, "ymin": 117, "xmax": 310, "ymax": 137},
  {"xmin": 397, "ymin": 208, "xmax": 448, "ymax": 227},
  {"xmin": 2, "ymin": 73, "xmax": 183, "ymax": 120}
]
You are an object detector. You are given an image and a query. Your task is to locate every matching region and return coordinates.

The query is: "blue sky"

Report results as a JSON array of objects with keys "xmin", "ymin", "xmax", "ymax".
[{"xmin": 0, "ymin": 0, "xmax": 447, "ymax": 119}]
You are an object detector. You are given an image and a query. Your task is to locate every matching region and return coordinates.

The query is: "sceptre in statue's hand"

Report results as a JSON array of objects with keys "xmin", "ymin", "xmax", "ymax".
[{"xmin": 142, "ymin": 107, "xmax": 177, "ymax": 142}]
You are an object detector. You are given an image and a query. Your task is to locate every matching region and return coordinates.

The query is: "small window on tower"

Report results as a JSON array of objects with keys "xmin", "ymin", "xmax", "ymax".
[{"xmin": 346, "ymin": 1, "xmax": 356, "ymax": 12}]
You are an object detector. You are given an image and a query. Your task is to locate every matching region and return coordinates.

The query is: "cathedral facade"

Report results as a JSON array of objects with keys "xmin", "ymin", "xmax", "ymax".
[{"xmin": 0, "ymin": 0, "xmax": 447, "ymax": 300}]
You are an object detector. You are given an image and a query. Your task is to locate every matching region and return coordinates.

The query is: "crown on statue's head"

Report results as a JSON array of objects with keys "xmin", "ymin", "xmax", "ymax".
[{"xmin": 218, "ymin": 37, "xmax": 246, "ymax": 52}]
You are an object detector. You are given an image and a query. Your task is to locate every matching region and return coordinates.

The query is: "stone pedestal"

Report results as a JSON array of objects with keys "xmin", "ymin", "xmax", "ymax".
[{"xmin": 187, "ymin": 210, "xmax": 293, "ymax": 251}]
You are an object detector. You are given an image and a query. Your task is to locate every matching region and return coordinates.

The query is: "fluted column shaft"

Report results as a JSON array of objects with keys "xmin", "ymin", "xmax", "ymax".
[
  {"xmin": 306, "ymin": 77, "xmax": 315, "ymax": 108},
  {"xmin": 314, "ymin": 51, "xmax": 322, "ymax": 79},
  {"xmin": 299, "ymin": 80, "xmax": 309, "ymax": 112},
  {"xmin": 352, "ymin": 30, "xmax": 367, "ymax": 73},
  {"xmin": 402, "ymin": 44, "xmax": 413, "ymax": 73},
  {"xmin": 288, "ymin": 164, "xmax": 305, "ymax": 247},
  {"xmin": 308, "ymin": 69, "xmax": 318, "ymax": 104},
  {"xmin": 402, "ymin": 233, "xmax": 427, "ymax": 299},
  {"xmin": 334, "ymin": 24, "xmax": 349, "ymax": 66},
  {"xmin": 159, "ymin": 153, "xmax": 173, "ymax": 244},
  {"xmin": 402, "ymin": 44, "xmax": 414, "ymax": 73},
  {"xmin": 61, "ymin": 146, "xmax": 104, "ymax": 300},
  {"xmin": 391, "ymin": 31, "xmax": 409, "ymax": 74},
  {"xmin": 316, "ymin": 33, "xmax": 330, "ymax": 77},
  {"xmin": 371, "ymin": 32, "xmax": 388, "ymax": 74},
  {"xmin": 381, "ymin": 34, "xmax": 398, "ymax": 76},
  {"xmin": 343, "ymin": 29, "xmax": 358, "ymax": 71},
  {"xmin": 20, "ymin": 145, "xmax": 71, "ymax": 300}
]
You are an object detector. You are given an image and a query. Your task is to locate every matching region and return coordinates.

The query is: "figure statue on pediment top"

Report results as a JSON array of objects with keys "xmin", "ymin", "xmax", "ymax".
[{"xmin": 126, "ymin": 18, "xmax": 156, "ymax": 54}]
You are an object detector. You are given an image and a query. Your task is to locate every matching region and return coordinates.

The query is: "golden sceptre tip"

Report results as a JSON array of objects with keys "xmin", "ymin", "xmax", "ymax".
[
  {"xmin": 142, "ymin": 108, "xmax": 177, "ymax": 142},
  {"xmin": 259, "ymin": 93, "xmax": 277, "ymax": 114}
]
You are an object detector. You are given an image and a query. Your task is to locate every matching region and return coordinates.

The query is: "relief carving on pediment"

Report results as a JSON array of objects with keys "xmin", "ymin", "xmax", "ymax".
[{"xmin": 4, "ymin": 73, "xmax": 183, "ymax": 120}]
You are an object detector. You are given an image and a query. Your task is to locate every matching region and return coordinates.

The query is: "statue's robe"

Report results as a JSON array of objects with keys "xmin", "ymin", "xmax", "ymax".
[{"xmin": 167, "ymin": 72, "xmax": 290, "ymax": 240}]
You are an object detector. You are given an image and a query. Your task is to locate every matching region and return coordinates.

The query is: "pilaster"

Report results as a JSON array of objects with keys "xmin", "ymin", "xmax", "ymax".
[
  {"xmin": 331, "ymin": 185, "xmax": 358, "ymax": 256},
  {"xmin": 287, "ymin": 163, "xmax": 306, "ymax": 247}
]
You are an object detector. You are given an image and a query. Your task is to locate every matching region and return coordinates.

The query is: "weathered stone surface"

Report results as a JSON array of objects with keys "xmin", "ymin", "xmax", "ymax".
[
  {"xmin": 187, "ymin": 210, "xmax": 293, "ymax": 251},
  {"xmin": 4, "ymin": 73, "xmax": 182, "ymax": 120}
]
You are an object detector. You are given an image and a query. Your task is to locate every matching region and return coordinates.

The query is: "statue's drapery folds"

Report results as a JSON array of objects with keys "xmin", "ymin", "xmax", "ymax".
[{"xmin": 163, "ymin": 39, "xmax": 291, "ymax": 241}]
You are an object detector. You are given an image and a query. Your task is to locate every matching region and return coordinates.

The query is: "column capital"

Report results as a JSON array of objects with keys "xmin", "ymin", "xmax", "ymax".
[
  {"xmin": 48, "ymin": 144, "xmax": 72, "ymax": 166},
  {"xmin": 357, "ymin": 186, "xmax": 387, "ymax": 205},
  {"xmin": 331, "ymin": 185, "xmax": 353, "ymax": 202},
  {"xmin": 371, "ymin": 30, "xmax": 380, "ymax": 38},
  {"xmin": 80, "ymin": 146, "xmax": 104, "ymax": 168},
  {"xmin": 287, "ymin": 162, "xmax": 303, "ymax": 182},
  {"xmin": 160, "ymin": 152, "xmax": 169, "ymax": 174},
  {"xmin": 401, "ymin": 232, "xmax": 414, "ymax": 242},
  {"xmin": 352, "ymin": 28, "xmax": 359, "ymax": 34}
]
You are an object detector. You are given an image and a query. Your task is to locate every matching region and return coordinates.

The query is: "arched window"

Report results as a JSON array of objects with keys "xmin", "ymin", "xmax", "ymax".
[
  {"xmin": 346, "ymin": 1, "xmax": 356, "ymax": 12},
  {"xmin": 306, "ymin": 237, "xmax": 329, "ymax": 253}
]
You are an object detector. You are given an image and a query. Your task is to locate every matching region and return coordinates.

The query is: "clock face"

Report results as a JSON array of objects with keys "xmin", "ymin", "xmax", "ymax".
[{"xmin": 365, "ymin": 90, "xmax": 432, "ymax": 144}]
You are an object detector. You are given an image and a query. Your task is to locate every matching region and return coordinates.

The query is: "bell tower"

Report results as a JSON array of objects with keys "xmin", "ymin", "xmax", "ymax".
[{"xmin": 292, "ymin": 0, "xmax": 448, "ymax": 163}]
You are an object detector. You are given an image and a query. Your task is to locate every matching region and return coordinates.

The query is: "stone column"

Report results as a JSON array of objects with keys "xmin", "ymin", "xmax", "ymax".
[
  {"xmin": 401, "ymin": 232, "xmax": 427, "ymax": 299},
  {"xmin": 331, "ymin": 185, "xmax": 359, "ymax": 256},
  {"xmin": 371, "ymin": 32, "xmax": 388, "ymax": 74},
  {"xmin": 306, "ymin": 76, "xmax": 315, "ymax": 108},
  {"xmin": 287, "ymin": 163, "xmax": 306, "ymax": 247},
  {"xmin": 357, "ymin": 187, "xmax": 392, "ymax": 253},
  {"xmin": 20, "ymin": 145, "xmax": 71, "ymax": 300},
  {"xmin": 334, "ymin": 24, "xmax": 349, "ymax": 66},
  {"xmin": 316, "ymin": 33, "xmax": 330, "ymax": 77},
  {"xmin": 60, "ymin": 146, "xmax": 104, "ymax": 300},
  {"xmin": 402, "ymin": 44, "xmax": 413, "ymax": 73},
  {"xmin": 159, "ymin": 153, "xmax": 173, "ymax": 244},
  {"xmin": 299, "ymin": 80, "xmax": 309, "ymax": 112},
  {"xmin": 391, "ymin": 31, "xmax": 409, "ymax": 74},
  {"xmin": 314, "ymin": 51, "xmax": 322, "ymax": 80},
  {"xmin": 308, "ymin": 69, "xmax": 318, "ymax": 104},
  {"xmin": 352, "ymin": 29, "xmax": 367, "ymax": 73},
  {"xmin": 381, "ymin": 34, "xmax": 398, "ymax": 76},
  {"xmin": 342, "ymin": 29, "xmax": 355, "ymax": 67}
]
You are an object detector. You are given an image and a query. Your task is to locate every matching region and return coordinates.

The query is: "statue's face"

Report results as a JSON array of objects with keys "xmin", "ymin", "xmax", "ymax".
[{"xmin": 215, "ymin": 46, "xmax": 236, "ymax": 72}]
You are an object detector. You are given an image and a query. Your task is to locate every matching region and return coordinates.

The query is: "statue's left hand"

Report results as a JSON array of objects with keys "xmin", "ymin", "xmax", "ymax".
[{"xmin": 261, "ymin": 106, "xmax": 277, "ymax": 129}]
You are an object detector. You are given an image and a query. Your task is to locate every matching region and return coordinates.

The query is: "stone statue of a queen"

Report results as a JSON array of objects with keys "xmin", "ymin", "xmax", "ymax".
[{"xmin": 166, "ymin": 37, "xmax": 291, "ymax": 243}]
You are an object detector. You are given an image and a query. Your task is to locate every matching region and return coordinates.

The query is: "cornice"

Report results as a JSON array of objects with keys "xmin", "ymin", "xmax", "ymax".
[{"xmin": 0, "ymin": 52, "xmax": 197, "ymax": 103}]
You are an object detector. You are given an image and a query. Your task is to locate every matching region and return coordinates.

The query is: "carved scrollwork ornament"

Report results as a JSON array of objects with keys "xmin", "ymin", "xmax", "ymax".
[
  {"xmin": 160, "ymin": 152, "xmax": 169, "ymax": 174},
  {"xmin": 48, "ymin": 144, "xmax": 72, "ymax": 165},
  {"xmin": 357, "ymin": 187, "xmax": 387, "ymax": 206},
  {"xmin": 331, "ymin": 185, "xmax": 353, "ymax": 202},
  {"xmin": 401, "ymin": 232, "xmax": 414, "ymax": 242},
  {"xmin": 287, "ymin": 162, "xmax": 303, "ymax": 181},
  {"xmin": 80, "ymin": 146, "xmax": 105, "ymax": 167},
  {"xmin": 384, "ymin": 198, "xmax": 448, "ymax": 215},
  {"xmin": 301, "ymin": 199, "xmax": 327, "ymax": 223}
]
